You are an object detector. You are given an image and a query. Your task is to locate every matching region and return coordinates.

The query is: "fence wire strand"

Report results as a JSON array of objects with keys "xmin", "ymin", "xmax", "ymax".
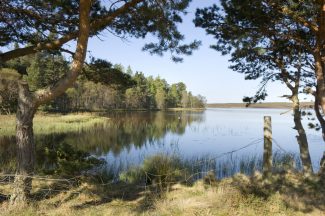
[{"xmin": 0, "ymin": 137, "xmax": 301, "ymax": 202}]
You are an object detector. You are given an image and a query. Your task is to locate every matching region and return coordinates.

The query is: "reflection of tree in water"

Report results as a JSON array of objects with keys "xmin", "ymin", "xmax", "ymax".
[
  {"xmin": 0, "ymin": 133, "xmax": 102, "ymax": 175},
  {"xmin": 66, "ymin": 111, "xmax": 204, "ymax": 156},
  {"xmin": 0, "ymin": 111, "xmax": 204, "ymax": 172}
]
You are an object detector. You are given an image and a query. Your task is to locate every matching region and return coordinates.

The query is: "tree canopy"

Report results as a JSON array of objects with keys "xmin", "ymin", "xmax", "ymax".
[
  {"xmin": 0, "ymin": 0, "xmax": 200, "ymax": 63},
  {"xmin": 0, "ymin": 0, "xmax": 203, "ymax": 204},
  {"xmin": 194, "ymin": 0, "xmax": 325, "ymax": 135}
]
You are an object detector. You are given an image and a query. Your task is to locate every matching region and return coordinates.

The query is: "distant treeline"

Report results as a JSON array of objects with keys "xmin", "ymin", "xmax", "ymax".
[
  {"xmin": 207, "ymin": 102, "xmax": 314, "ymax": 109},
  {"xmin": 0, "ymin": 52, "xmax": 206, "ymax": 114}
]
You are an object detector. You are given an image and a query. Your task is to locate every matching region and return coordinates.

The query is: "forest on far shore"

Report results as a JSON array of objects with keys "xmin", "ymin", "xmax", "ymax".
[{"xmin": 0, "ymin": 51, "xmax": 206, "ymax": 114}]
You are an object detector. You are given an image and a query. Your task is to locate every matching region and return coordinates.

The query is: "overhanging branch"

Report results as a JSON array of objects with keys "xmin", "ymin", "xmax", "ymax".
[{"xmin": 0, "ymin": 0, "xmax": 144, "ymax": 62}]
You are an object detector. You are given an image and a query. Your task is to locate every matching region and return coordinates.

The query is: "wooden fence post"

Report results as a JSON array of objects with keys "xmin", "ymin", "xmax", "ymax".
[{"xmin": 263, "ymin": 116, "xmax": 272, "ymax": 178}]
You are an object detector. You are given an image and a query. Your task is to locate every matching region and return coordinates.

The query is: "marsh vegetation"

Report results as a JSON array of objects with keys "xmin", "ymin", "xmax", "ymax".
[
  {"xmin": 1, "ymin": 109, "xmax": 324, "ymax": 214},
  {"xmin": 1, "ymin": 0, "xmax": 325, "ymax": 214},
  {"xmin": 1, "ymin": 151, "xmax": 325, "ymax": 216}
]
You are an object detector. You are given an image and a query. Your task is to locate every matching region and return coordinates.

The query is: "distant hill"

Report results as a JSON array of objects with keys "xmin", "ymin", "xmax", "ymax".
[{"xmin": 207, "ymin": 102, "xmax": 314, "ymax": 109}]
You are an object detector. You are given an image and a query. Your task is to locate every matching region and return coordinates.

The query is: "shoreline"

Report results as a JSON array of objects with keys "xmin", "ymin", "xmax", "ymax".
[{"xmin": 207, "ymin": 102, "xmax": 313, "ymax": 109}]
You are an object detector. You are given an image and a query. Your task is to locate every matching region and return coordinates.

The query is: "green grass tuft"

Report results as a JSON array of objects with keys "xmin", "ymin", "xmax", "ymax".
[{"xmin": 0, "ymin": 113, "xmax": 109, "ymax": 136}]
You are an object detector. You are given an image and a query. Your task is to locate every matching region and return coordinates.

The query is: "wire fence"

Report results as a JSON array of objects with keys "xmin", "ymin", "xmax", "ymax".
[{"xmin": 0, "ymin": 136, "xmax": 304, "ymax": 202}]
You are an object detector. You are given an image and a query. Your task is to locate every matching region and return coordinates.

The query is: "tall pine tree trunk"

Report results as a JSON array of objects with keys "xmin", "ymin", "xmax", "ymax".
[
  {"xmin": 314, "ymin": 95, "xmax": 325, "ymax": 141},
  {"xmin": 9, "ymin": 0, "xmax": 92, "ymax": 206},
  {"xmin": 316, "ymin": 1, "xmax": 325, "ymax": 131},
  {"xmin": 292, "ymin": 95, "xmax": 313, "ymax": 175},
  {"xmin": 10, "ymin": 81, "xmax": 36, "ymax": 205},
  {"xmin": 315, "ymin": 0, "xmax": 325, "ymax": 170},
  {"xmin": 279, "ymin": 52, "xmax": 313, "ymax": 175},
  {"xmin": 310, "ymin": 1, "xmax": 325, "ymax": 173}
]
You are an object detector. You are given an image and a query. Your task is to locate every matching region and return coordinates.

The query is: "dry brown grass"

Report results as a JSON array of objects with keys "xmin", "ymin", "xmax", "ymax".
[
  {"xmin": 1, "ymin": 171, "xmax": 325, "ymax": 216},
  {"xmin": 0, "ymin": 69, "xmax": 21, "ymax": 81}
]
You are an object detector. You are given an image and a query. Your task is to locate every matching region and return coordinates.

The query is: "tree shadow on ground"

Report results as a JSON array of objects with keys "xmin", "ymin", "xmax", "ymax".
[
  {"xmin": 232, "ymin": 170, "xmax": 325, "ymax": 213},
  {"xmin": 69, "ymin": 179, "xmax": 183, "ymax": 214},
  {"xmin": 3, "ymin": 169, "xmax": 325, "ymax": 214},
  {"xmin": 2, "ymin": 171, "xmax": 184, "ymax": 214},
  {"xmin": 31, "ymin": 178, "xmax": 79, "ymax": 202},
  {"xmin": 0, "ymin": 178, "xmax": 148, "ymax": 210},
  {"xmin": 0, "ymin": 143, "xmax": 191, "ymax": 213},
  {"xmin": 0, "ymin": 193, "xmax": 9, "ymax": 204}
]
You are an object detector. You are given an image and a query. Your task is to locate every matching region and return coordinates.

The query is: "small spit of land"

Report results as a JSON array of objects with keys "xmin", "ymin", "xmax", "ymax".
[
  {"xmin": 0, "ymin": 113, "xmax": 109, "ymax": 136},
  {"xmin": 208, "ymin": 102, "xmax": 314, "ymax": 109}
]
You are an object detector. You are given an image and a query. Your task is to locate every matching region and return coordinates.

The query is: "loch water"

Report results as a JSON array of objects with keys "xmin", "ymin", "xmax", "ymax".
[{"xmin": 1, "ymin": 108, "xmax": 324, "ymax": 176}]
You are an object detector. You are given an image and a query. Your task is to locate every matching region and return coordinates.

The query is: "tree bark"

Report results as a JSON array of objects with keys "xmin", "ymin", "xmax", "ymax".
[
  {"xmin": 10, "ymin": 0, "xmax": 92, "ymax": 206},
  {"xmin": 292, "ymin": 95, "xmax": 313, "ymax": 175},
  {"xmin": 315, "ymin": 0, "xmax": 325, "ymax": 120},
  {"xmin": 34, "ymin": 0, "xmax": 92, "ymax": 105},
  {"xmin": 314, "ymin": 0, "xmax": 325, "ymax": 172},
  {"xmin": 263, "ymin": 116, "xmax": 272, "ymax": 179},
  {"xmin": 10, "ymin": 80, "xmax": 36, "ymax": 205},
  {"xmin": 278, "ymin": 55, "xmax": 313, "ymax": 175},
  {"xmin": 314, "ymin": 95, "xmax": 325, "ymax": 141}
]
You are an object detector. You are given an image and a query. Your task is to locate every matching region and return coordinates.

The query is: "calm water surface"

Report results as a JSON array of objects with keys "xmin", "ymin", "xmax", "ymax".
[
  {"xmin": 102, "ymin": 108, "xmax": 324, "ymax": 170},
  {"xmin": 1, "ymin": 108, "xmax": 324, "ymax": 171}
]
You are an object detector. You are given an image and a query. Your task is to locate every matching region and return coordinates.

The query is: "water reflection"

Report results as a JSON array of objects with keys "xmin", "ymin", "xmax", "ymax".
[
  {"xmin": 0, "ymin": 111, "xmax": 204, "ymax": 173},
  {"xmin": 1, "ymin": 108, "xmax": 324, "ymax": 175},
  {"xmin": 64, "ymin": 111, "xmax": 204, "ymax": 156}
]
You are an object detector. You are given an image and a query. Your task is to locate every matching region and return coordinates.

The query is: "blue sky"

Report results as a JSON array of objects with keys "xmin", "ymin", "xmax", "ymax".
[{"xmin": 86, "ymin": 0, "xmax": 291, "ymax": 103}]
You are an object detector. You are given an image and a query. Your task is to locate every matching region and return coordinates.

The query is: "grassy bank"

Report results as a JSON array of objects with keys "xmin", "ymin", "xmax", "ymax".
[
  {"xmin": 167, "ymin": 108, "xmax": 205, "ymax": 111},
  {"xmin": 81, "ymin": 108, "xmax": 205, "ymax": 112},
  {"xmin": 0, "ymin": 69, "xmax": 20, "ymax": 80},
  {"xmin": 1, "ymin": 172, "xmax": 324, "ymax": 215},
  {"xmin": 0, "ymin": 113, "xmax": 109, "ymax": 136},
  {"xmin": 1, "ymin": 153, "xmax": 324, "ymax": 215}
]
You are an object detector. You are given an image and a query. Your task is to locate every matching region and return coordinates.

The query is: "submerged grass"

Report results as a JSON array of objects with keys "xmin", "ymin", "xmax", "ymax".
[
  {"xmin": 96, "ymin": 150, "xmax": 304, "ymax": 186},
  {"xmin": 0, "ymin": 113, "xmax": 109, "ymax": 136}
]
